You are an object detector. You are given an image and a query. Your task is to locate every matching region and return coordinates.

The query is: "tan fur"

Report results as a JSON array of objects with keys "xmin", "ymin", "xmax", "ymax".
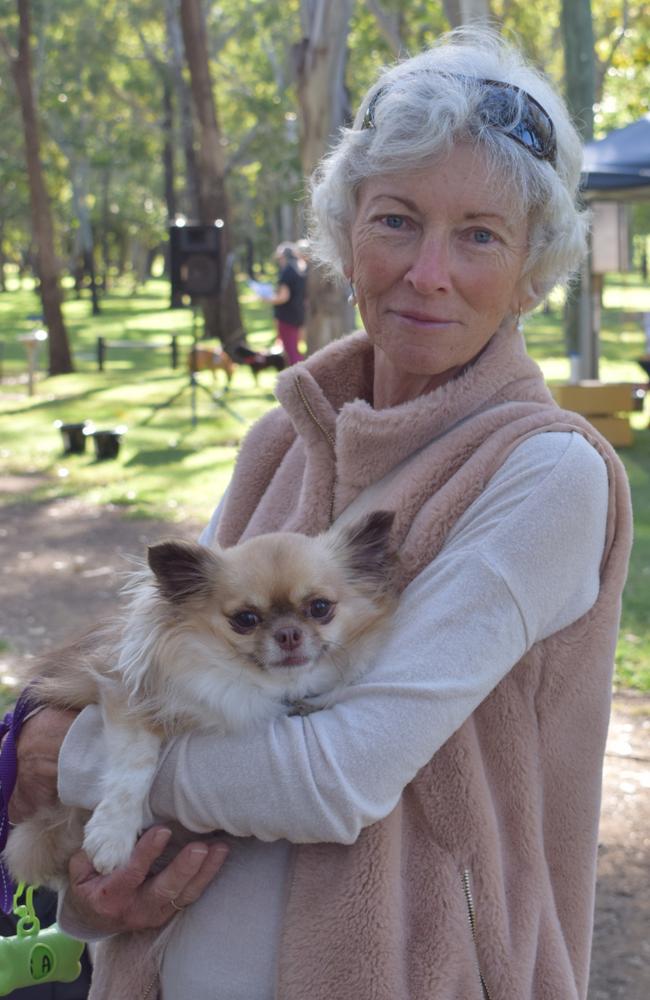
[
  {"xmin": 188, "ymin": 346, "xmax": 235, "ymax": 384},
  {"xmin": 4, "ymin": 512, "xmax": 396, "ymax": 889}
]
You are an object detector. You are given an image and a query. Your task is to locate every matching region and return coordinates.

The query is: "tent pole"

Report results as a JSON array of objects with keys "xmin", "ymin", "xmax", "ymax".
[{"xmin": 578, "ymin": 243, "xmax": 599, "ymax": 381}]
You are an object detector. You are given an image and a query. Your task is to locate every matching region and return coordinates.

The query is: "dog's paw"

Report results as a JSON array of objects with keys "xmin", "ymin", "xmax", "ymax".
[{"xmin": 83, "ymin": 808, "xmax": 140, "ymax": 874}]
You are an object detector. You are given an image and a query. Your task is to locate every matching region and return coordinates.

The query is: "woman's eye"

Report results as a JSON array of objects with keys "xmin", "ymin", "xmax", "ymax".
[
  {"xmin": 230, "ymin": 610, "xmax": 261, "ymax": 633},
  {"xmin": 308, "ymin": 598, "xmax": 335, "ymax": 620},
  {"xmin": 383, "ymin": 214, "xmax": 404, "ymax": 229},
  {"xmin": 472, "ymin": 229, "xmax": 494, "ymax": 244}
]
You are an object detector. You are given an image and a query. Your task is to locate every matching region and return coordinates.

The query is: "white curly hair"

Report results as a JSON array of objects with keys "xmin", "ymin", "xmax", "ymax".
[{"xmin": 309, "ymin": 28, "xmax": 588, "ymax": 310}]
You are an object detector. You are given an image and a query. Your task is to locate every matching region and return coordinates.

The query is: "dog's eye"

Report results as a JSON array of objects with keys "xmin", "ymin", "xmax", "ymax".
[
  {"xmin": 308, "ymin": 598, "xmax": 334, "ymax": 621},
  {"xmin": 230, "ymin": 610, "xmax": 261, "ymax": 633}
]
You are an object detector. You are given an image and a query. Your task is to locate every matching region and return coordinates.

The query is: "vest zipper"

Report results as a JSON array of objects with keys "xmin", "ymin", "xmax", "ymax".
[
  {"xmin": 141, "ymin": 974, "xmax": 158, "ymax": 1000},
  {"xmin": 461, "ymin": 868, "xmax": 493, "ymax": 1000},
  {"xmin": 294, "ymin": 375, "xmax": 337, "ymax": 524}
]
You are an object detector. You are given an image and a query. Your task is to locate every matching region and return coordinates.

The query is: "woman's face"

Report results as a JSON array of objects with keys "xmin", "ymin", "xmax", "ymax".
[{"xmin": 349, "ymin": 143, "xmax": 531, "ymax": 380}]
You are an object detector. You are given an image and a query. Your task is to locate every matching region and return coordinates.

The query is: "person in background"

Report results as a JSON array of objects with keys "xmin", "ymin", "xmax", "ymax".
[{"xmin": 268, "ymin": 242, "xmax": 307, "ymax": 365}]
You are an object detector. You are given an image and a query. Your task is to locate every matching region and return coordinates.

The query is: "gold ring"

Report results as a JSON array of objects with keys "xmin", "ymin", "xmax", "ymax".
[{"xmin": 169, "ymin": 897, "xmax": 185, "ymax": 912}]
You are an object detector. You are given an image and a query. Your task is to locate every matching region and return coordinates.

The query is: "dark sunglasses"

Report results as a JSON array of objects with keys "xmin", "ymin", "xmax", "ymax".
[{"xmin": 361, "ymin": 76, "xmax": 557, "ymax": 167}]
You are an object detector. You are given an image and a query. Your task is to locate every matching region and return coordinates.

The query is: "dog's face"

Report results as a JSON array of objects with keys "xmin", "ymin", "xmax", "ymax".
[{"xmin": 147, "ymin": 511, "xmax": 396, "ymax": 697}]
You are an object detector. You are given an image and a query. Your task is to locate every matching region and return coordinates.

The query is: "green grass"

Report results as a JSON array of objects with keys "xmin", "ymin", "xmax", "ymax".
[
  {"xmin": 1, "ymin": 273, "xmax": 650, "ymax": 691},
  {"xmin": 0, "ymin": 277, "xmax": 280, "ymax": 523}
]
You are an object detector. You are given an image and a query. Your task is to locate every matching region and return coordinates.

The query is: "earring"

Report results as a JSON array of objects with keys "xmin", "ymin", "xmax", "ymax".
[{"xmin": 347, "ymin": 281, "xmax": 357, "ymax": 306}]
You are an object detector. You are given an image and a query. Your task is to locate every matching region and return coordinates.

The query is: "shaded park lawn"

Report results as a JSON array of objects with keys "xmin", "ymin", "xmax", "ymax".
[{"xmin": 1, "ymin": 274, "xmax": 649, "ymax": 692}]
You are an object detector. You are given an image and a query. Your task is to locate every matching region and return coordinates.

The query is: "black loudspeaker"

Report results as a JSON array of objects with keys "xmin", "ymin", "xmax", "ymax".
[{"xmin": 169, "ymin": 224, "xmax": 221, "ymax": 298}]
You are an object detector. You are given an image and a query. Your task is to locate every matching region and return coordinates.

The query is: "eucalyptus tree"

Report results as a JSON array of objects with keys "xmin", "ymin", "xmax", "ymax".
[
  {"xmin": 179, "ymin": 0, "xmax": 245, "ymax": 351},
  {"xmin": 441, "ymin": 0, "xmax": 491, "ymax": 26},
  {"xmin": 0, "ymin": 84, "xmax": 31, "ymax": 289},
  {"xmin": 293, "ymin": 0, "xmax": 356, "ymax": 353},
  {"xmin": 1, "ymin": 0, "xmax": 72, "ymax": 374}
]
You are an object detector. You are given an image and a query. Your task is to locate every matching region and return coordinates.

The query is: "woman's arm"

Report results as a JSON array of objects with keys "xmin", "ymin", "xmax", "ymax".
[
  {"xmin": 269, "ymin": 283, "xmax": 290, "ymax": 306},
  {"xmin": 59, "ymin": 432, "xmax": 609, "ymax": 844}
]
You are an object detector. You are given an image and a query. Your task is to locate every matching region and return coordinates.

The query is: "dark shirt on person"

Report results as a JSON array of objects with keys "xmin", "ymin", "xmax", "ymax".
[{"xmin": 273, "ymin": 263, "xmax": 306, "ymax": 327}]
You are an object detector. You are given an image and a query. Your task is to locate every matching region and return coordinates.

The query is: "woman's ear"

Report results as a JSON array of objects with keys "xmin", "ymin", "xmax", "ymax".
[{"xmin": 513, "ymin": 275, "xmax": 538, "ymax": 315}]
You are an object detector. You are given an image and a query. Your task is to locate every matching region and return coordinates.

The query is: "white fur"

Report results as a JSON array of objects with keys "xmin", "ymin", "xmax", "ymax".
[
  {"xmin": 81, "ymin": 719, "xmax": 161, "ymax": 873},
  {"xmin": 5, "ymin": 518, "xmax": 395, "ymax": 888}
]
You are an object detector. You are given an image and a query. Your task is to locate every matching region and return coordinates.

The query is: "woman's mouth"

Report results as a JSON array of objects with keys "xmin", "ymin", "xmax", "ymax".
[{"xmin": 393, "ymin": 310, "xmax": 458, "ymax": 326}]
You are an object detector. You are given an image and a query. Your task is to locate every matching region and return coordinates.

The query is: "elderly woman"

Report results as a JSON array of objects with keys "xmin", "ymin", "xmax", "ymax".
[{"xmin": 10, "ymin": 28, "xmax": 631, "ymax": 1000}]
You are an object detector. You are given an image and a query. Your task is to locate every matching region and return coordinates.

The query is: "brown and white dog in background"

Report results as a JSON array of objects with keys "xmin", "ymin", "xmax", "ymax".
[{"xmin": 188, "ymin": 346, "xmax": 235, "ymax": 387}]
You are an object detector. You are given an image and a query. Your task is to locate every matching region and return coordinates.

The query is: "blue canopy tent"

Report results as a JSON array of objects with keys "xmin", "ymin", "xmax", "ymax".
[
  {"xmin": 582, "ymin": 115, "xmax": 650, "ymax": 200},
  {"xmin": 571, "ymin": 117, "xmax": 650, "ymax": 382}
]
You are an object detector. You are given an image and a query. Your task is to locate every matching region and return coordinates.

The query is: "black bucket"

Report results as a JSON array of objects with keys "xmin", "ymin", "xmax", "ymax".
[
  {"xmin": 54, "ymin": 421, "xmax": 88, "ymax": 455},
  {"xmin": 89, "ymin": 429, "xmax": 124, "ymax": 461}
]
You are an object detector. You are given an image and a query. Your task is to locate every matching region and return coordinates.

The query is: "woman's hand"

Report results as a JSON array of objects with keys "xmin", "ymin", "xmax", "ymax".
[
  {"xmin": 66, "ymin": 826, "xmax": 229, "ymax": 934},
  {"xmin": 9, "ymin": 704, "xmax": 229, "ymax": 932},
  {"xmin": 8, "ymin": 706, "xmax": 78, "ymax": 823}
]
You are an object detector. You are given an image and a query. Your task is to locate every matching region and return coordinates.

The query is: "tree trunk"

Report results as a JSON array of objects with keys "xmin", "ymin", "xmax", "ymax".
[
  {"xmin": 0, "ymin": 222, "xmax": 6, "ymax": 292},
  {"xmin": 162, "ymin": 72, "xmax": 185, "ymax": 308},
  {"xmin": 561, "ymin": 0, "xmax": 596, "ymax": 376},
  {"xmin": 295, "ymin": 0, "xmax": 356, "ymax": 355},
  {"xmin": 67, "ymin": 156, "xmax": 100, "ymax": 315},
  {"xmin": 100, "ymin": 166, "xmax": 112, "ymax": 291},
  {"xmin": 166, "ymin": 0, "xmax": 201, "ymax": 220},
  {"xmin": 442, "ymin": 0, "xmax": 491, "ymax": 28},
  {"xmin": 179, "ymin": 0, "xmax": 244, "ymax": 353},
  {"xmin": 10, "ymin": 0, "xmax": 73, "ymax": 374},
  {"xmin": 162, "ymin": 75, "xmax": 177, "ymax": 225},
  {"xmin": 561, "ymin": 0, "xmax": 595, "ymax": 139}
]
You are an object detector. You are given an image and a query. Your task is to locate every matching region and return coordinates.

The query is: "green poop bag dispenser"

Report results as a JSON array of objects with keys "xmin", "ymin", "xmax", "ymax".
[{"xmin": 0, "ymin": 884, "xmax": 84, "ymax": 995}]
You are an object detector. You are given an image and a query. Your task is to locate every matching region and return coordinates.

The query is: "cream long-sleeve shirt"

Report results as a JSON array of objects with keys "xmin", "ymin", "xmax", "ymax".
[{"xmin": 58, "ymin": 430, "xmax": 609, "ymax": 999}]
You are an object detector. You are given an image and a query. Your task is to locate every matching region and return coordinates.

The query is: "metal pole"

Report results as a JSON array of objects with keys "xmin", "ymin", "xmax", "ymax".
[
  {"xmin": 578, "ymin": 255, "xmax": 598, "ymax": 381},
  {"xmin": 26, "ymin": 340, "xmax": 36, "ymax": 396}
]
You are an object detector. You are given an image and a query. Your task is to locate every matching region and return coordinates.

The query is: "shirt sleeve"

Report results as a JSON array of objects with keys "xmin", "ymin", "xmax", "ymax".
[
  {"xmin": 58, "ymin": 432, "xmax": 609, "ymax": 845},
  {"xmin": 198, "ymin": 493, "xmax": 225, "ymax": 548}
]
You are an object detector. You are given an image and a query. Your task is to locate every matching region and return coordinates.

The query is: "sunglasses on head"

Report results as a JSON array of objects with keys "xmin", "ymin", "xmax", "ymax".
[{"xmin": 360, "ymin": 75, "xmax": 557, "ymax": 168}]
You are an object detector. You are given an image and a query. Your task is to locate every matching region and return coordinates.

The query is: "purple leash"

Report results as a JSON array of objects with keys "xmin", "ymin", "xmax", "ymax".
[{"xmin": 0, "ymin": 689, "xmax": 39, "ymax": 914}]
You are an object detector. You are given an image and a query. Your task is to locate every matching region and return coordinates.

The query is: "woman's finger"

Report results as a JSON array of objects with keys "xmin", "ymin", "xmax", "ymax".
[
  {"xmin": 115, "ymin": 826, "xmax": 173, "ymax": 889},
  {"xmin": 144, "ymin": 838, "xmax": 229, "ymax": 910}
]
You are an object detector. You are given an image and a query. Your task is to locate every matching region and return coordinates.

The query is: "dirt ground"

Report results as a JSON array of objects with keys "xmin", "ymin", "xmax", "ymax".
[{"xmin": 1, "ymin": 481, "xmax": 648, "ymax": 999}]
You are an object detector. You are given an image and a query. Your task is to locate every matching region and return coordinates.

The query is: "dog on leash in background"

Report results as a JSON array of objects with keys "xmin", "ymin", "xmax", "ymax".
[
  {"xmin": 188, "ymin": 346, "xmax": 235, "ymax": 387},
  {"xmin": 3, "ymin": 511, "xmax": 397, "ymax": 891},
  {"xmin": 188, "ymin": 345, "xmax": 287, "ymax": 387}
]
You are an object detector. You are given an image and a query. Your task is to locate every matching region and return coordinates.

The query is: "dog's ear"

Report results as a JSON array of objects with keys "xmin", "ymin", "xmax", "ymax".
[
  {"xmin": 333, "ymin": 510, "xmax": 396, "ymax": 583},
  {"xmin": 147, "ymin": 540, "xmax": 217, "ymax": 602}
]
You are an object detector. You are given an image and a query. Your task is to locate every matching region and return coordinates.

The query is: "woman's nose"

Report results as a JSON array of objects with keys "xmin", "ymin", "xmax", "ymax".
[{"xmin": 404, "ymin": 233, "xmax": 451, "ymax": 293}]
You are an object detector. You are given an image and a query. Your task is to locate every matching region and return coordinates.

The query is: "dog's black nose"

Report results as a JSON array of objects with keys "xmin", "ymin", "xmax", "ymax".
[{"xmin": 274, "ymin": 627, "xmax": 303, "ymax": 650}]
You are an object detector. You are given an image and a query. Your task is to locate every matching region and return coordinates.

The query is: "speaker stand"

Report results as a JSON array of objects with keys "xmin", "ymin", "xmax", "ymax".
[{"xmin": 143, "ymin": 307, "xmax": 244, "ymax": 427}]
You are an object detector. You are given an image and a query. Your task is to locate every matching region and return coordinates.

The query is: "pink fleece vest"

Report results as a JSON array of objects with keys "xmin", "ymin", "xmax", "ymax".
[
  {"xmin": 218, "ymin": 328, "xmax": 631, "ymax": 1000},
  {"xmin": 89, "ymin": 327, "xmax": 631, "ymax": 999}
]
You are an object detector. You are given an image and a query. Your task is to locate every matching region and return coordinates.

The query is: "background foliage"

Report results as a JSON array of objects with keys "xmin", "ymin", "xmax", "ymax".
[{"xmin": 0, "ymin": 0, "xmax": 648, "ymax": 285}]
